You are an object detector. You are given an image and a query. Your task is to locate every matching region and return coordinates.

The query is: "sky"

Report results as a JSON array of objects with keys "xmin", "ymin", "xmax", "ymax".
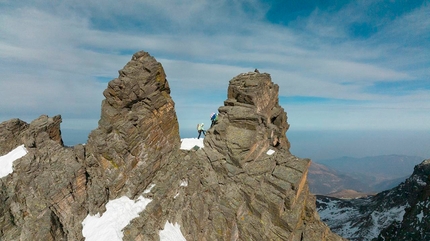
[{"xmin": 0, "ymin": 0, "xmax": 429, "ymax": 160}]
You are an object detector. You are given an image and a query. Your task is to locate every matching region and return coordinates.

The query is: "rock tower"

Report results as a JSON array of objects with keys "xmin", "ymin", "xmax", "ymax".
[{"xmin": 0, "ymin": 51, "xmax": 346, "ymax": 241}]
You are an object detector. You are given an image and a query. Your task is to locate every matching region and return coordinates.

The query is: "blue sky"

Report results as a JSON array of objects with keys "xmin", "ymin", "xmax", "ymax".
[{"xmin": 0, "ymin": 0, "xmax": 429, "ymax": 159}]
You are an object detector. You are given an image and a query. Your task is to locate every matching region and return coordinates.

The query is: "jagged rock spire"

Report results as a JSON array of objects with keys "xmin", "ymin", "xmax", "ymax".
[
  {"xmin": 85, "ymin": 51, "xmax": 181, "ymax": 210},
  {"xmin": 0, "ymin": 51, "xmax": 346, "ymax": 241},
  {"xmin": 204, "ymin": 72, "xmax": 290, "ymax": 170}
]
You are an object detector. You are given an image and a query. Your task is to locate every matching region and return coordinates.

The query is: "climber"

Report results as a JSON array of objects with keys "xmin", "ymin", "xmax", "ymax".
[
  {"xmin": 210, "ymin": 113, "xmax": 218, "ymax": 128},
  {"xmin": 197, "ymin": 123, "xmax": 206, "ymax": 139}
]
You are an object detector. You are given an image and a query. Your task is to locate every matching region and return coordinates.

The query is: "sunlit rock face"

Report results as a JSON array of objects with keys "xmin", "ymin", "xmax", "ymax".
[
  {"xmin": 84, "ymin": 51, "xmax": 181, "ymax": 214},
  {"xmin": 0, "ymin": 51, "xmax": 345, "ymax": 241}
]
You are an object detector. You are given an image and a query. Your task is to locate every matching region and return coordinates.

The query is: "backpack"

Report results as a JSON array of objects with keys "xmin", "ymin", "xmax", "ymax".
[{"xmin": 197, "ymin": 124, "xmax": 200, "ymax": 130}]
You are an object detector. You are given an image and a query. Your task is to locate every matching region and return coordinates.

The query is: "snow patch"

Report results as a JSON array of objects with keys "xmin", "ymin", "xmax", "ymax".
[
  {"xmin": 180, "ymin": 138, "xmax": 204, "ymax": 150},
  {"xmin": 417, "ymin": 210, "xmax": 424, "ymax": 222},
  {"xmin": 159, "ymin": 221, "xmax": 187, "ymax": 241},
  {"xmin": 0, "ymin": 145, "xmax": 28, "ymax": 178},
  {"xmin": 414, "ymin": 175, "xmax": 427, "ymax": 186},
  {"xmin": 180, "ymin": 180, "xmax": 188, "ymax": 187},
  {"xmin": 82, "ymin": 185, "xmax": 155, "ymax": 241},
  {"xmin": 174, "ymin": 180, "xmax": 188, "ymax": 199},
  {"xmin": 144, "ymin": 184, "xmax": 156, "ymax": 193},
  {"xmin": 266, "ymin": 149, "xmax": 275, "ymax": 155}
]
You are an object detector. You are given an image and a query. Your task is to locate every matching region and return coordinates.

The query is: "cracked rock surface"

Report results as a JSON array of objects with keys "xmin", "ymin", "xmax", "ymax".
[{"xmin": 0, "ymin": 51, "xmax": 345, "ymax": 241}]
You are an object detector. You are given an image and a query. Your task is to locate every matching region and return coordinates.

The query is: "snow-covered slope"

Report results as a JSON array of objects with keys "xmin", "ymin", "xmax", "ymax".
[
  {"xmin": 317, "ymin": 195, "xmax": 408, "ymax": 240},
  {"xmin": 317, "ymin": 159, "xmax": 430, "ymax": 241}
]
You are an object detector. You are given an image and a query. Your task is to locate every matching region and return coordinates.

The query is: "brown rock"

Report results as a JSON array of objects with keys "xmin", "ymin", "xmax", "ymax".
[
  {"xmin": 0, "ymin": 51, "xmax": 346, "ymax": 241},
  {"xmin": 85, "ymin": 51, "xmax": 181, "ymax": 213},
  {"xmin": 0, "ymin": 118, "xmax": 28, "ymax": 155}
]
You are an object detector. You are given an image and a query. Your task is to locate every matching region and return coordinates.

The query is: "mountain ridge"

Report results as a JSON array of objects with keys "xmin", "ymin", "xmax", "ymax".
[
  {"xmin": 0, "ymin": 51, "xmax": 345, "ymax": 240},
  {"xmin": 316, "ymin": 158, "xmax": 430, "ymax": 240}
]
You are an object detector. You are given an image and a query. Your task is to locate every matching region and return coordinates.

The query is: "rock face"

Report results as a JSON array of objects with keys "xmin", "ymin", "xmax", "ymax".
[
  {"xmin": 0, "ymin": 115, "xmax": 85, "ymax": 240},
  {"xmin": 0, "ymin": 115, "xmax": 63, "ymax": 155},
  {"xmin": 84, "ymin": 51, "xmax": 180, "ymax": 214},
  {"xmin": 0, "ymin": 51, "xmax": 345, "ymax": 240}
]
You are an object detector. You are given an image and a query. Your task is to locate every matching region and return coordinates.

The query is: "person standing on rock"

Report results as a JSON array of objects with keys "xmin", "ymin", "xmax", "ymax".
[
  {"xmin": 197, "ymin": 123, "xmax": 206, "ymax": 139},
  {"xmin": 210, "ymin": 113, "xmax": 218, "ymax": 128}
]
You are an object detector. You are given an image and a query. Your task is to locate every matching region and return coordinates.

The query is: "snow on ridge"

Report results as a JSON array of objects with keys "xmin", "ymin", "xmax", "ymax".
[
  {"xmin": 174, "ymin": 180, "xmax": 188, "ymax": 199},
  {"xmin": 180, "ymin": 138, "xmax": 204, "ymax": 150},
  {"xmin": 159, "ymin": 221, "xmax": 187, "ymax": 241},
  {"xmin": 413, "ymin": 175, "xmax": 427, "ymax": 186},
  {"xmin": 367, "ymin": 205, "xmax": 406, "ymax": 239},
  {"xmin": 0, "ymin": 145, "xmax": 28, "ymax": 178},
  {"xmin": 180, "ymin": 180, "xmax": 188, "ymax": 187},
  {"xmin": 417, "ymin": 210, "xmax": 424, "ymax": 223},
  {"xmin": 82, "ymin": 184, "xmax": 155, "ymax": 241}
]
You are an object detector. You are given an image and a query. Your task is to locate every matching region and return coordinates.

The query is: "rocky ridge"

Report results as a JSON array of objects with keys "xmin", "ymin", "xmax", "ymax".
[
  {"xmin": 317, "ymin": 159, "xmax": 430, "ymax": 241},
  {"xmin": 0, "ymin": 51, "xmax": 345, "ymax": 240}
]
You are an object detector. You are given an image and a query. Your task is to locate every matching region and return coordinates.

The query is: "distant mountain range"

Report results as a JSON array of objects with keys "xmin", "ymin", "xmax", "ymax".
[{"xmin": 308, "ymin": 155, "xmax": 424, "ymax": 195}]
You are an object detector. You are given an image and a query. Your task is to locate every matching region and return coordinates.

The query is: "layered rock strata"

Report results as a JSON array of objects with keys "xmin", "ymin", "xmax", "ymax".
[{"xmin": 0, "ymin": 51, "xmax": 345, "ymax": 241}]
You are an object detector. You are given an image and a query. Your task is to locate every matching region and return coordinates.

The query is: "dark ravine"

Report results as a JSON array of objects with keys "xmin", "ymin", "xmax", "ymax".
[{"xmin": 0, "ymin": 51, "xmax": 345, "ymax": 240}]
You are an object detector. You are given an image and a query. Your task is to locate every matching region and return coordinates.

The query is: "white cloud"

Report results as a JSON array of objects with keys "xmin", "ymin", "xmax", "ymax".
[{"xmin": 0, "ymin": 0, "xmax": 429, "ymax": 146}]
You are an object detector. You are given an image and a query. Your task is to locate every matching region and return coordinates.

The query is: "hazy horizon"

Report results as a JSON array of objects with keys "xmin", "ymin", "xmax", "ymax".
[{"xmin": 59, "ymin": 126, "xmax": 429, "ymax": 162}]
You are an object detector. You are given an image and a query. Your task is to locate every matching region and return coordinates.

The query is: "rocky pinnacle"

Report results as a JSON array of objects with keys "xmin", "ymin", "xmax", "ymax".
[{"xmin": 0, "ymin": 51, "xmax": 346, "ymax": 241}]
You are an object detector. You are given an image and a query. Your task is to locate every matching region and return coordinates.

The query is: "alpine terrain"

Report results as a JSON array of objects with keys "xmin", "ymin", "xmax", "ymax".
[
  {"xmin": 0, "ymin": 51, "xmax": 345, "ymax": 240},
  {"xmin": 317, "ymin": 159, "xmax": 430, "ymax": 241}
]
